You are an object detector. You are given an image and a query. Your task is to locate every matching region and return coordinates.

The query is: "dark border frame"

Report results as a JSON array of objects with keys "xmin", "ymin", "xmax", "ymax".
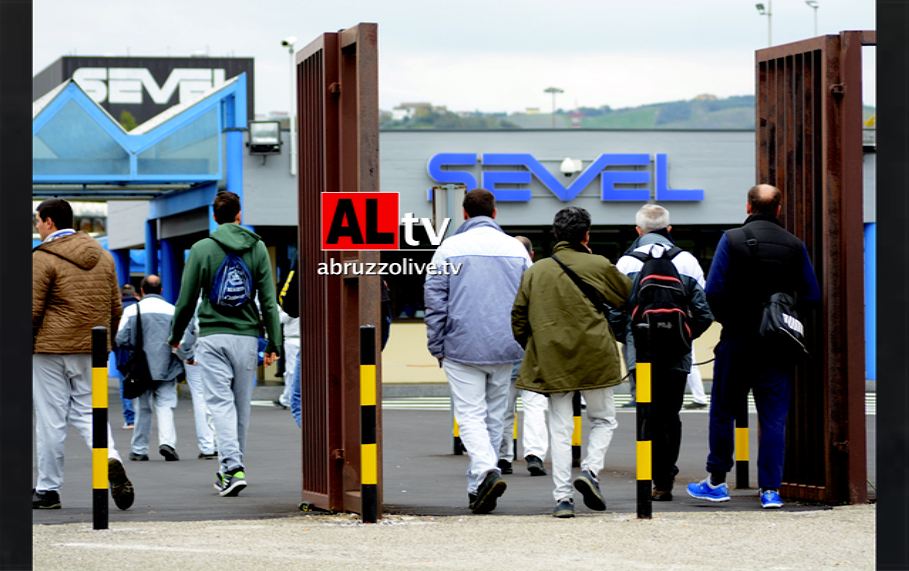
[
  {"xmin": 877, "ymin": 1, "xmax": 909, "ymax": 569},
  {"xmin": 0, "ymin": 0, "xmax": 34, "ymax": 568}
]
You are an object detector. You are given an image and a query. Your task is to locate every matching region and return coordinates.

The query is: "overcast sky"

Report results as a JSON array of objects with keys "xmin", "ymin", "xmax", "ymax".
[{"xmin": 33, "ymin": 0, "xmax": 875, "ymax": 116}]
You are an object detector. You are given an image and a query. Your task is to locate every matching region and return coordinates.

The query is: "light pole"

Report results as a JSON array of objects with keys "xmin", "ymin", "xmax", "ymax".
[
  {"xmin": 755, "ymin": 2, "xmax": 772, "ymax": 47},
  {"xmin": 805, "ymin": 0, "xmax": 819, "ymax": 36},
  {"xmin": 281, "ymin": 36, "xmax": 298, "ymax": 177},
  {"xmin": 544, "ymin": 86, "xmax": 564, "ymax": 128}
]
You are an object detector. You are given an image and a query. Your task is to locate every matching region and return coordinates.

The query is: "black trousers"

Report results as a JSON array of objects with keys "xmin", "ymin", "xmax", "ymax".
[{"xmin": 650, "ymin": 366, "xmax": 689, "ymax": 490}]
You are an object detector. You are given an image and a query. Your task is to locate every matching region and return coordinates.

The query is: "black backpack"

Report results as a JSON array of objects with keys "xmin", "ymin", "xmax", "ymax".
[{"xmin": 629, "ymin": 244, "xmax": 692, "ymax": 361}]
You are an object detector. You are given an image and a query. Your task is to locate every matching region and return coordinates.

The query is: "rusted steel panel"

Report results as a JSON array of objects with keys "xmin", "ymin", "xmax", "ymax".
[
  {"xmin": 297, "ymin": 24, "xmax": 382, "ymax": 516},
  {"xmin": 755, "ymin": 31, "xmax": 869, "ymax": 504}
]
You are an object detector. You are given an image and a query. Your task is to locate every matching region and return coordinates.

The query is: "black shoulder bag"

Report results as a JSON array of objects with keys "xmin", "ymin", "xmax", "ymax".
[
  {"xmin": 122, "ymin": 305, "xmax": 153, "ymax": 399},
  {"xmin": 740, "ymin": 226, "xmax": 809, "ymax": 358},
  {"xmin": 551, "ymin": 254, "xmax": 626, "ymax": 338}
]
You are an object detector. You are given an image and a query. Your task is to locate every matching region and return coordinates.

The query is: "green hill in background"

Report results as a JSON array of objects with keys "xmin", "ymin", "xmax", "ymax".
[{"xmin": 381, "ymin": 95, "xmax": 876, "ymax": 130}]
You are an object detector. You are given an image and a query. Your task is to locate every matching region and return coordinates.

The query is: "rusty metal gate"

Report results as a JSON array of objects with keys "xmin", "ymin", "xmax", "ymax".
[
  {"xmin": 755, "ymin": 31, "xmax": 874, "ymax": 504},
  {"xmin": 297, "ymin": 23, "xmax": 382, "ymax": 515}
]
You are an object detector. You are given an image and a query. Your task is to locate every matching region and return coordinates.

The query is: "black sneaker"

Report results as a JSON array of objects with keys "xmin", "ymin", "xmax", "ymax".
[
  {"xmin": 273, "ymin": 399, "xmax": 288, "ymax": 410},
  {"xmin": 652, "ymin": 488, "xmax": 674, "ymax": 501},
  {"xmin": 159, "ymin": 445, "xmax": 180, "ymax": 461},
  {"xmin": 470, "ymin": 470, "xmax": 507, "ymax": 514},
  {"xmin": 108, "ymin": 458, "xmax": 135, "ymax": 510},
  {"xmin": 525, "ymin": 455, "xmax": 547, "ymax": 476},
  {"xmin": 215, "ymin": 468, "xmax": 248, "ymax": 497},
  {"xmin": 197, "ymin": 451, "xmax": 218, "ymax": 460},
  {"xmin": 32, "ymin": 489, "xmax": 61, "ymax": 509},
  {"xmin": 573, "ymin": 469, "xmax": 606, "ymax": 511},
  {"xmin": 128, "ymin": 452, "xmax": 149, "ymax": 461},
  {"xmin": 552, "ymin": 498, "xmax": 575, "ymax": 518},
  {"xmin": 497, "ymin": 459, "xmax": 513, "ymax": 475}
]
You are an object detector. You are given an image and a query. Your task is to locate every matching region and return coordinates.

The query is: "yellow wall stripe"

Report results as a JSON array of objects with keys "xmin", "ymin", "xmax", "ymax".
[
  {"xmin": 572, "ymin": 417, "xmax": 582, "ymax": 446},
  {"xmin": 360, "ymin": 365, "xmax": 376, "ymax": 406},
  {"xmin": 92, "ymin": 448, "xmax": 108, "ymax": 489},
  {"xmin": 637, "ymin": 362, "xmax": 651, "ymax": 403},
  {"xmin": 735, "ymin": 427, "xmax": 750, "ymax": 461},
  {"xmin": 92, "ymin": 368, "xmax": 108, "ymax": 408},
  {"xmin": 636, "ymin": 440, "xmax": 652, "ymax": 480},
  {"xmin": 361, "ymin": 443, "xmax": 378, "ymax": 485}
]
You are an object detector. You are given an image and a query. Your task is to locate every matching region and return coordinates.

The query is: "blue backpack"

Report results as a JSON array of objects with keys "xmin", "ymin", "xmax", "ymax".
[{"xmin": 209, "ymin": 238, "xmax": 254, "ymax": 309}]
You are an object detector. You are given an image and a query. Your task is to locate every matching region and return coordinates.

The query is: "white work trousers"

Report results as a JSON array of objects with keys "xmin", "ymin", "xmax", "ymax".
[
  {"xmin": 687, "ymin": 346, "xmax": 707, "ymax": 404},
  {"xmin": 549, "ymin": 388, "xmax": 618, "ymax": 502},
  {"xmin": 279, "ymin": 338, "xmax": 300, "ymax": 407},
  {"xmin": 184, "ymin": 362, "xmax": 216, "ymax": 455},
  {"xmin": 130, "ymin": 380, "xmax": 178, "ymax": 455},
  {"xmin": 444, "ymin": 359, "xmax": 512, "ymax": 495},
  {"xmin": 521, "ymin": 390, "xmax": 549, "ymax": 460},
  {"xmin": 33, "ymin": 354, "xmax": 122, "ymax": 492}
]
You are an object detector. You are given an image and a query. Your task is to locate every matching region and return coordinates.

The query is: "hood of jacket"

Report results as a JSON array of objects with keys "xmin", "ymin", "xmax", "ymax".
[
  {"xmin": 35, "ymin": 232, "xmax": 102, "ymax": 271},
  {"xmin": 210, "ymin": 223, "xmax": 261, "ymax": 252}
]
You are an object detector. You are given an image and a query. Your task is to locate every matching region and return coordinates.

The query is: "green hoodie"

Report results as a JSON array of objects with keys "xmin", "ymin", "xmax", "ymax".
[{"xmin": 169, "ymin": 223, "xmax": 282, "ymax": 355}]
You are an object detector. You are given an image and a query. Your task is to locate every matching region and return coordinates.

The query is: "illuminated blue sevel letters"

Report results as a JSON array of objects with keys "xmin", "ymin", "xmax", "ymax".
[{"xmin": 426, "ymin": 153, "xmax": 704, "ymax": 202}]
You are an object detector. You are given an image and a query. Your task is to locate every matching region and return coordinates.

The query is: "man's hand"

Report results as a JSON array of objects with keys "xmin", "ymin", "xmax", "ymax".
[
  {"xmin": 170, "ymin": 341, "xmax": 179, "ymax": 349},
  {"xmin": 263, "ymin": 352, "xmax": 278, "ymax": 367}
]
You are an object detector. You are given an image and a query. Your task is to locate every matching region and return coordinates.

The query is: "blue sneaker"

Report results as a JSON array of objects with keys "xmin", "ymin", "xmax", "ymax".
[
  {"xmin": 760, "ymin": 489, "xmax": 784, "ymax": 509},
  {"xmin": 686, "ymin": 479, "xmax": 731, "ymax": 502}
]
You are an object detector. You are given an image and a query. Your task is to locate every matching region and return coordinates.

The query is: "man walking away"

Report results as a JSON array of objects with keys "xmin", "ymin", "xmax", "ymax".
[
  {"xmin": 513, "ymin": 207, "xmax": 631, "ymax": 518},
  {"xmin": 114, "ymin": 284, "xmax": 140, "ymax": 429},
  {"xmin": 498, "ymin": 235, "xmax": 549, "ymax": 477},
  {"xmin": 425, "ymin": 188, "xmax": 531, "ymax": 514},
  {"xmin": 116, "ymin": 275, "xmax": 184, "ymax": 462},
  {"xmin": 687, "ymin": 184, "xmax": 819, "ymax": 509},
  {"xmin": 169, "ymin": 191, "xmax": 282, "ymax": 497},
  {"xmin": 616, "ymin": 204, "xmax": 713, "ymax": 501},
  {"xmin": 175, "ymin": 309, "xmax": 218, "ymax": 459},
  {"xmin": 32, "ymin": 198, "xmax": 134, "ymax": 510}
]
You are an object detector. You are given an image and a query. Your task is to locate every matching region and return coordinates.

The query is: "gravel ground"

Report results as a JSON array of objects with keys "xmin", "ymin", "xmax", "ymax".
[{"xmin": 33, "ymin": 504, "xmax": 874, "ymax": 570}]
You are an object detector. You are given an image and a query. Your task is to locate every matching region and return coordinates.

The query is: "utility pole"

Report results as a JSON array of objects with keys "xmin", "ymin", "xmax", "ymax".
[{"xmin": 544, "ymin": 86, "xmax": 564, "ymax": 128}]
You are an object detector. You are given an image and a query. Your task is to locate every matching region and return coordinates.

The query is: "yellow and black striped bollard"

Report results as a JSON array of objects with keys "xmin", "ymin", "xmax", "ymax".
[
  {"xmin": 360, "ymin": 325, "xmax": 378, "ymax": 523},
  {"xmin": 91, "ymin": 326, "xmax": 109, "ymax": 530},
  {"xmin": 453, "ymin": 418, "xmax": 464, "ymax": 455},
  {"xmin": 735, "ymin": 391, "xmax": 750, "ymax": 489},
  {"xmin": 512, "ymin": 414, "xmax": 518, "ymax": 461},
  {"xmin": 636, "ymin": 361, "xmax": 652, "ymax": 519},
  {"xmin": 571, "ymin": 391, "xmax": 582, "ymax": 467}
]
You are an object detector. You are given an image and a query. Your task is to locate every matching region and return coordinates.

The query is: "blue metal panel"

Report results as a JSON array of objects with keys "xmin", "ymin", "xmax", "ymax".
[
  {"xmin": 111, "ymin": 249, "xmax": 130, "ymax": 286},
  {"xmin": 865, "ymin": 223, "xmax": 876, "ymax": 380},
  {"xmin": 145, "ymin": 220, "xmax": 159, "ymax": 276},
  {"xmin": 159, "ymin": 238, "xmax": 180, "ymax": 304}
]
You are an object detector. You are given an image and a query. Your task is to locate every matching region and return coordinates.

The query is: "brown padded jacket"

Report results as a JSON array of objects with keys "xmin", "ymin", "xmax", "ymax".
[{"xmin": 32, "ymin": 232, "xmax": 122, "ymax": 354}]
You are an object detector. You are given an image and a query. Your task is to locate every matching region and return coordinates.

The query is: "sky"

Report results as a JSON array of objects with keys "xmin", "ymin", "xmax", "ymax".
[{"xmin": 33, "ymin": 0, "xmax": 875, "ymax": 116}]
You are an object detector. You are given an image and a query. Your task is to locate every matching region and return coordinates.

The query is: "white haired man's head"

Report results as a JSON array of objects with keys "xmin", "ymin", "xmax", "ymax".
[{"xmin": 635, "ymin": 204, "xmax": 671, "ymax": 235}]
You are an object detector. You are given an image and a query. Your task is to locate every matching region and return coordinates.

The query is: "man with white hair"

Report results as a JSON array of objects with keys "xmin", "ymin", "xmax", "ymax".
[{"xmin": 616, "ymin": 203, "xmax": 713, "ymax": 501}]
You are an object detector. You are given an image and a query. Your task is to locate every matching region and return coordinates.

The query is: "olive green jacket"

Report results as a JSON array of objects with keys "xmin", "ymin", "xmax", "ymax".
[{"xmin": 512, "ymin": 241, "xmax": 632, "ymax": 394}]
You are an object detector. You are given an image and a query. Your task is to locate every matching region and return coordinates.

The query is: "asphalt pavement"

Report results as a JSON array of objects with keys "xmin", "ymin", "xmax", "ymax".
[{"xmin": 32, "ymin": 383, "xmax": 876, "ymax": 525}]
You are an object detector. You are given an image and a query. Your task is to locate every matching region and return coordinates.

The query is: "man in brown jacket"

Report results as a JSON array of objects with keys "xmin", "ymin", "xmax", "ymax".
[
  {"xmin": 32, "ymin": 198, "xmax": 135, "ymax": 510},
  {"xmin": 512, "ymin": 206, "xmax": 631, "ymax": 518}
]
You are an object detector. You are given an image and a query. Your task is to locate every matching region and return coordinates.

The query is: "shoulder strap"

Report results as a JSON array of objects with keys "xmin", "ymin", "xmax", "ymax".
[
  {"xmin": 629, "ymin": 251, "xmax": 649, "ymax": 262},
  {"xmin": 739, "ymin": 225, "xmax": 759, "ymax": 255},
  {"xmin": 551, "ymin": 254, "xmax": 609, "ymax": 314},
  {"xmin": 135, "ymin": 304, "xmax": 144, "ymax": 346}
]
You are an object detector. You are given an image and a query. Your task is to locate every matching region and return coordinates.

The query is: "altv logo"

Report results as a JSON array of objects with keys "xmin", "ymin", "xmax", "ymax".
[
  {"xmin": 321, "ymin": 193, "xmax": 450, "ymax": 251},
  {"xmin": 73, "ymin": 67, "xmax": 227, "ymax": 106}
]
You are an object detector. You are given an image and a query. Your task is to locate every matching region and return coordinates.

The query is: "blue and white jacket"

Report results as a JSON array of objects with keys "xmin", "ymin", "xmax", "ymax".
[
  {"xmin": 424, "ymin": 216, "xmax": 531, "ymax": 365},
  {"xmin": 116, "ymin": 294, "xmax": 184, "ymax": 382}
]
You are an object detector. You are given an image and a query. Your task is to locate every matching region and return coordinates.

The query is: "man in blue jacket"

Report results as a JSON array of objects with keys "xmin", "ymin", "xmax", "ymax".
[
  {"xmin": 687, "ymin": 184, "xmax": 820, "ymax": 509},
  {"xmin": 424, "ymin": 189, "xmax": 531, "ymax": 514}
]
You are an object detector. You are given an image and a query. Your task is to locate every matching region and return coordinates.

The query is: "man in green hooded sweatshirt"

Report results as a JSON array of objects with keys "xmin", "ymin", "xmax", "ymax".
[{"xmin": 169, "ymin": 191, "xmax": 282, "ymax": 497}]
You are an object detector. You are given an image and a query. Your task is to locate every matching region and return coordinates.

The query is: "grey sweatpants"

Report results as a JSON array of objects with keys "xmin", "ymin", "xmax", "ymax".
[
  {"xmin": 195, "ymin": 334, "xmax": 257, "ymax": 474},
  {"xmin": 33, "ymin": 354, "xmax": 122, "ymax": 492}
]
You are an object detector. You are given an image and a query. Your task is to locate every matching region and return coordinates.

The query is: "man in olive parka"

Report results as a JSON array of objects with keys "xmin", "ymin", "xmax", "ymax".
[{"xmin": 512, "ymin": 207, "xmax": 631, "ymax": 518}]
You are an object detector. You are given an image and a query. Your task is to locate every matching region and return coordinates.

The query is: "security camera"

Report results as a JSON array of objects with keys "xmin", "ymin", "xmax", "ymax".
[
  {"xmin": 560, "ymin": 158, "xmax": 583, "ymax": 177},
  {"xmin": 281, "ymin": 36, "xmax": 298, "ymax": 48}
]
